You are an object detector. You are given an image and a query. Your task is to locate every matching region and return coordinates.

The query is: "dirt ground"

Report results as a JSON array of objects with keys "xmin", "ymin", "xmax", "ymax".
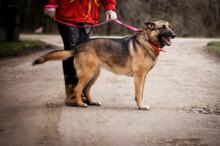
[{"xmin": 0, "ymin": 35, "xmax": 220, "ymax": 146}]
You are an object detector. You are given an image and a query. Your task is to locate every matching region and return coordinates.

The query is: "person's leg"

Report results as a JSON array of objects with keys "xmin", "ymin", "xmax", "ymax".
[
  {"xmin": 57, "ymin": 22, "xmax": 81, "ymax": 103},
  {"xmin": 79, "ymin": 25, "xmax": 92, "ymax": 43}
]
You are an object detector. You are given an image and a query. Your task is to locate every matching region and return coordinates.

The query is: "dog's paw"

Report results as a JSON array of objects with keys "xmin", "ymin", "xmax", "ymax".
[
  {"xmin": 89, "ymin": 101, "xmax": 102, "ymax": 106},
  {"xmin": 79, "ymin": 103, "xmax": 88, "ymax": 108},
  {"xmin": 138, "ymin": 105, "xmax": 151, "ymax": 110}
]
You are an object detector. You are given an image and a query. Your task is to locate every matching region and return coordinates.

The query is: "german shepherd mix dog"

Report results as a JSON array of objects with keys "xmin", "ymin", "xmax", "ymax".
[{"xmin": 33, "ymin": 20, "xmax": 175, "ymax": 110}]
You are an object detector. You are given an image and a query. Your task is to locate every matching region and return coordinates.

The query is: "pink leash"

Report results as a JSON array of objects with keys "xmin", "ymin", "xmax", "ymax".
[
  {"xmin": 54, "ymin": 17, "xmax": 109, "ymax": 28},
  {"xmin": 53, "ymin": 17, "xmax": 143, "ymax": 32},
  {"xmin": 114, "ymin": 20, "xmax": 142, "ymax": 32}
]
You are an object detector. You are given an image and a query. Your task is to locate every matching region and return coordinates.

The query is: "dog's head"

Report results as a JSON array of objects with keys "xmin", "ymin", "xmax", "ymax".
[{"xmin": 144, "ymin": 20, "xmax": 176, "ymax": 48}]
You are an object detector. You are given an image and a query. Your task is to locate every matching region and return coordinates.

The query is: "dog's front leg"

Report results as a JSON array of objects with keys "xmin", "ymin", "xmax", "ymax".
[{"xmin": 134, "ymin": 70, "xmax": 150, "ymax": 110}]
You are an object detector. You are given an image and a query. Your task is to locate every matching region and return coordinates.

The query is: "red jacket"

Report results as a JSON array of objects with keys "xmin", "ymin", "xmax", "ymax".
[{"xmin": 45, "ymin": 0, "xmax": 116, "ymax": 24}]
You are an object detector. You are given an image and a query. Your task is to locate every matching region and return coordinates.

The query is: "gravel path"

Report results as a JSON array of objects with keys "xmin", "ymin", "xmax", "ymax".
[{"xmin": 0, "ymin": 35, "xmax": 220, "ymax": 146}]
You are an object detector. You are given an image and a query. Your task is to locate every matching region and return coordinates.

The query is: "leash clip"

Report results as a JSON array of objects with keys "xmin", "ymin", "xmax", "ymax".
[{"xmin": 84, "ymin": 24, "xmax": 92, "ymax": 33}]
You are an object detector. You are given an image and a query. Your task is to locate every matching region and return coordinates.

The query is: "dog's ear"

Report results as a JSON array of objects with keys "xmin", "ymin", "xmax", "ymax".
[{"xmin": 144, "ymin": 21, "xmax": 156, "ymax": 30}]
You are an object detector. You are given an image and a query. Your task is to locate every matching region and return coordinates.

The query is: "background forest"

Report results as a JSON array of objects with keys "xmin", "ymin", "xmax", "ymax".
[{"xmin": 0, "ymin": 0, "xmax": 220, "ymax": 37}]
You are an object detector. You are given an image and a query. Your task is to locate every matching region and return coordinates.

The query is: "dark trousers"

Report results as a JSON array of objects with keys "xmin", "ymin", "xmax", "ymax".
[{"xmin": 57, "ymin": 22, "xmax": 92, "ymax": 86}]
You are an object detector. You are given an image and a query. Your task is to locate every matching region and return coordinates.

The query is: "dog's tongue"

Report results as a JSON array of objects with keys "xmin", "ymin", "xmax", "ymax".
[
  {"xmin": 166, "ymin": 37, "xmax": 172, "ymax": 46},
  {"xmin": 163, "ymin": 37, "xmax": 172, "ymax": 46}
]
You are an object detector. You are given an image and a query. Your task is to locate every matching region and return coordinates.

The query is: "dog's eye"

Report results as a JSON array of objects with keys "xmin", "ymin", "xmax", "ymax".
[
  {"xmin": 163, "ymin": 25, "xmax": 166, "ymax": 29},
  {"xmin": 159, "ymin": 25, "xmax": 166, "ymax": 30},
  {"xmin": 168, "ymin": 25, "xmax": 171, "ymax": 28}
]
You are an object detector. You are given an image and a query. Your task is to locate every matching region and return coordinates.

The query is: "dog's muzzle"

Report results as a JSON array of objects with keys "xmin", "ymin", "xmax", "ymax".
[{"xmin": 158, "ymin": 30, "xmax": 176, "ymax": 47}]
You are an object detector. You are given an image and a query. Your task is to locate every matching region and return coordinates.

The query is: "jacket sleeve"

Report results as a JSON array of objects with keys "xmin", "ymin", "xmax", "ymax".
[{"xmin": 100, "ymin": 0, "xmax": 116, "ymax": 11}]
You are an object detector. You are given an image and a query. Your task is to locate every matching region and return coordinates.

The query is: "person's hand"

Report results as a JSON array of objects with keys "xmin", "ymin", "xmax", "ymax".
[
  {"xmin": 105, "ymin": 10, "xmax": 117, "ymax": 21},
  {"xmin": 44, "ymin": 8, "xmax": 56, "ymax": 18}
]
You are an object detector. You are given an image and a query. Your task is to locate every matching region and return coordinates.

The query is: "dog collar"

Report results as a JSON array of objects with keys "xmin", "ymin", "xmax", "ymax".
[{"xmin": 150, "ymin": 42, "xmax": 166, "ymax": 53}]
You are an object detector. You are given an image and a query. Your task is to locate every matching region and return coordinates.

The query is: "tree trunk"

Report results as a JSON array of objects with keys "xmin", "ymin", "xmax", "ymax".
[{"xmin": 0, "ymin": 0, "xmax": 19, "ymax": 41}]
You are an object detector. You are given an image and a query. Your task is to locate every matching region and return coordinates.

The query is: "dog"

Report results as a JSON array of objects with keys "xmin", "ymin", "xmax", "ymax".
[{"xmin": 32, "ymin": 20, "xmax": 175, "ymax": 110}]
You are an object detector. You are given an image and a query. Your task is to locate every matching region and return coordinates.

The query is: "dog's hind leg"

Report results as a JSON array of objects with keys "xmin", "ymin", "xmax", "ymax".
[
  {"xmin": 73, "ymin": 53, "xmax": 99, "ymax": 108},
  {"xmin": 73, "ymin": 79, "xmax": 89, "ymax": 107},
  {"xmin": 73, "ymin": 72, "xmax": 96, "ymax": 107},
  {"xmin": 83, "ymin": 68, "xmax": 101, "ymax": 106}
]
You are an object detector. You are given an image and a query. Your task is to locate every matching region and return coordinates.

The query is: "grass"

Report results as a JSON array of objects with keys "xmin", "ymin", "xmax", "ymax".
[
  {"xmin": 207, "ymin": 41, "xmax": 220, "ymax": 56},
  {"xmin": 0, "ymin": 40, "xmax": 46, "ymax": 57}
]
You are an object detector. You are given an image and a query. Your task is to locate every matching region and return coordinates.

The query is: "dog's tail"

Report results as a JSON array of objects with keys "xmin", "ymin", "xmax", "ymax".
[{"xmin": 32, "ymin": 50, "xmax": 74, "ymax": 66}]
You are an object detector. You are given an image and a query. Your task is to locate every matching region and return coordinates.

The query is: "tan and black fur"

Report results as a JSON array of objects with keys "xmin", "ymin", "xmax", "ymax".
[{"xmin": 33, "ymin": 20, "xmax": 175, "ymax": 110}]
